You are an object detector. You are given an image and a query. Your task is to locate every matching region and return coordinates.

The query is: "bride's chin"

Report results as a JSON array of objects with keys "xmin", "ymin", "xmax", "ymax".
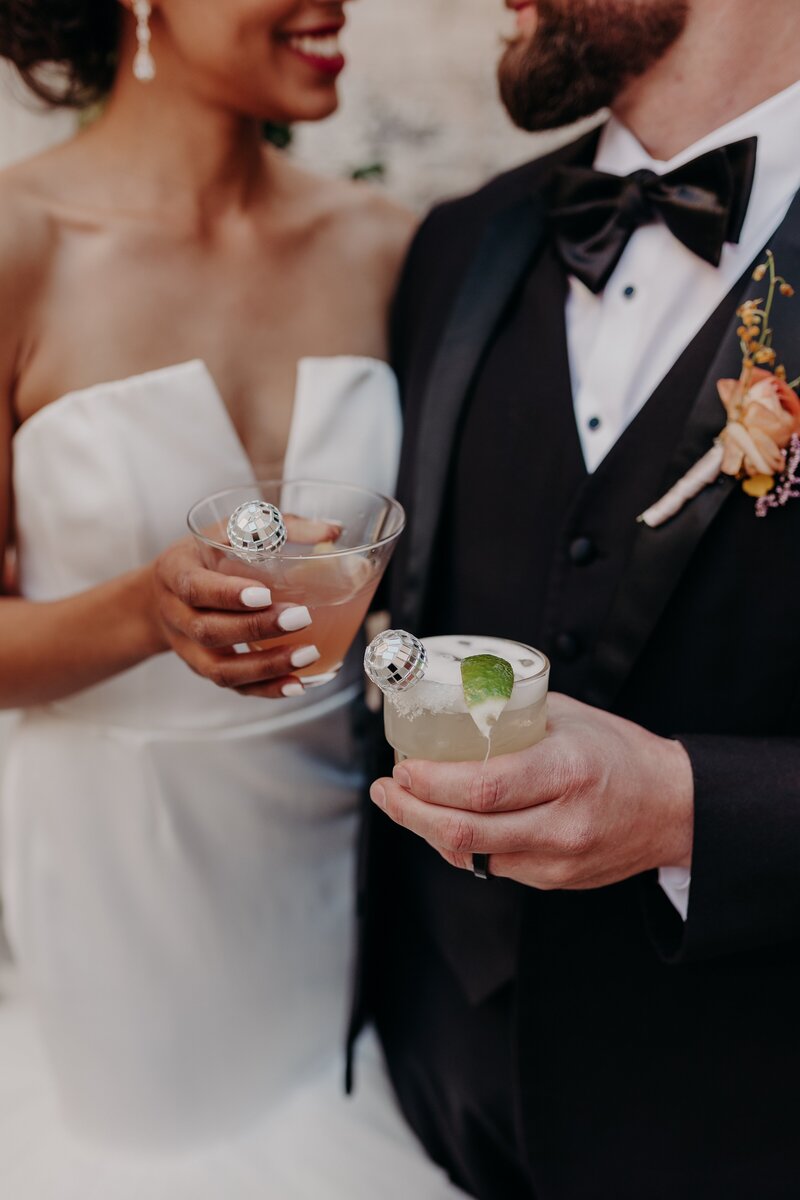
[{"xmin": 260, "ymin": 87, "xmax": 341, "ymax": 125}]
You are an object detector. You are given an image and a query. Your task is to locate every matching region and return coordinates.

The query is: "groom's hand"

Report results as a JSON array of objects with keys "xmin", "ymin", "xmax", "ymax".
[{"xmin": 370, "ymin": 694, "xmax": 694, "ymax": 889}]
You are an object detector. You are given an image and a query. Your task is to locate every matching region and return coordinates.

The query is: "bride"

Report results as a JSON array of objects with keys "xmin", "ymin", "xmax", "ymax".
[{"xmin": 0, "ymin": 1, "xmax": 463, "ymax": 1194}]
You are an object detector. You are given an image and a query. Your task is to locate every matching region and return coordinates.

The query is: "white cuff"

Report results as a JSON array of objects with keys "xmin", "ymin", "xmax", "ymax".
[{"xmin": 658, "ymin": 866, "xmax": 691, "ymax": 921}]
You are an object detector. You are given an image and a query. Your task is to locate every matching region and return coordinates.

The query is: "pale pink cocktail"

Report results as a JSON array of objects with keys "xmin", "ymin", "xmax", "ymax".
[{"xmin": 188, "ymin": 480, "xmax": 405, "ymax": 686}]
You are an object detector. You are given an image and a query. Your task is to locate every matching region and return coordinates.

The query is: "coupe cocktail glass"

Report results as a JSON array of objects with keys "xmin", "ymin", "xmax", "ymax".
[
  {"xmin": 189, "ymin": 480, "xmax": 405, "ymax": 687},
  {"xmin": 378, "ymin": 634, "xmax": 550, "ymax": 762}
]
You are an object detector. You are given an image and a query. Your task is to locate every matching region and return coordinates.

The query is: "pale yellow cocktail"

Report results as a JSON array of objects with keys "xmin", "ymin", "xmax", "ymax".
[{"xmin": 382, "ymin": 635, "xmax": 549, "ymax": 762}]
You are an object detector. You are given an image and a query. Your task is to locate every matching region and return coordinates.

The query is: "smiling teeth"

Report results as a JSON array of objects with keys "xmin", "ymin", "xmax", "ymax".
[{"xmin": 287, "ymin": 34, "xmax": 341, "ymax": 59}]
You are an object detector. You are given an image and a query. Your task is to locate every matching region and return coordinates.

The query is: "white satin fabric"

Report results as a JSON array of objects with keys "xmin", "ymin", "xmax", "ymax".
[{"xmin": 0, "ymin": 358, "xmax": 462, "ymax": 1197}]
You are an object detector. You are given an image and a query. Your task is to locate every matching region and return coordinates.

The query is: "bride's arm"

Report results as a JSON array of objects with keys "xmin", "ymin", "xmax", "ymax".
[
  {"xmin": 0, "ymin": 548, "xmax": 312, "ymax": 709},
  {"xmin": 0, "ymin": 199, "xmax": 306, "ymax": 709},
  {"xmin": 0, "ymin": 206, "xmax": 169, "ymax": 707}
]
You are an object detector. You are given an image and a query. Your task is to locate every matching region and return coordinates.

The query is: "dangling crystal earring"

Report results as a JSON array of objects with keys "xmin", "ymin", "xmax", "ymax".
[{"xmin": 133, "ymin": 1, "xmax": 156, "ymax": 82}]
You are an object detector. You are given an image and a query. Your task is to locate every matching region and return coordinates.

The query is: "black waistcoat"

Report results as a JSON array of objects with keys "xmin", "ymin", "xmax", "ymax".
[{"xmin": 388, "ymin": 241, "xmax": 749, "ymax": 1005}]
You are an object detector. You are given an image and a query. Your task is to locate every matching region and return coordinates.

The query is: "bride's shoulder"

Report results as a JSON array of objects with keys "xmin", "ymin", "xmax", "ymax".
[
  {"xmin": 0, "ymin": 154, "xmax": 55, "ymax": 252},
  {"xmin": 271, "ymin": 155, "xmax": 417, "ymax": 281},
  {"xmin": 0, "ymin": 156, "xmax": 58, "ymax": 357}
]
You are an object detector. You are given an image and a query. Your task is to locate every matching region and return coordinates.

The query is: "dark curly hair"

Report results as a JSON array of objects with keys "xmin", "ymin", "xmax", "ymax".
[{"xmin": 0, "ymin": 1, "xmax": 122, "ymax": 108}]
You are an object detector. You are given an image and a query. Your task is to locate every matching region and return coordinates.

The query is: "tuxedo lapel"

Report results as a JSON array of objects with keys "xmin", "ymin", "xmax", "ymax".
[
  {"xmin": 399, "ymin": 195, "xmax": 547, "ymax": 628},
  {"xmin": 590, "ymin": 188, "xmax": 800, "ymax": 708}
]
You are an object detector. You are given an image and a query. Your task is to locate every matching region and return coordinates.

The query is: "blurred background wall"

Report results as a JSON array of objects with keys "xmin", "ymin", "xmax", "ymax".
[{"xmin": 294, "ymin": 0, "xmax": 541, "ymax": 206}]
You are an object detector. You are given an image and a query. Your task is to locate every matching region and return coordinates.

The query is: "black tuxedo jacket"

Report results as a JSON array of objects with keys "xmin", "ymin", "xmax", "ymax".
[{"xmin": 350, "ymin": 132, "xmax": 800, "ymax": 1199}]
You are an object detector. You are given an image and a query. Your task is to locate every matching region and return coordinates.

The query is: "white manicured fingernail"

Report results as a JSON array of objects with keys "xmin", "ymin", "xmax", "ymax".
[
  {"xmin": 278, "ymin": 606, "xmax": 312, "ymax": 632},
  {"xmin": 282, "ymin": 682, "xmax": 305, "ymax": 697},
  {"xmin": 290, "ymin": 644, "xmax": 321, "ymax": 669},
  {"xmin": 240, "ymin": 587, "xmax": 272, "ymax": 608}
]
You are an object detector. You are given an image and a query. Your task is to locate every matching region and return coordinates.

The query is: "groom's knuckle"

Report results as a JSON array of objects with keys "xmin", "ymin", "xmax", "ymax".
[
  {"xmin": 469, "ymin": 771, "xmax": 503, "ymax": 813},
  {"xmin": 572, "ymin": 747, "xmax": 599, "ymax": 792},
  {"xmin": 559, "ymin": 817, "xmax": 595, "ymax": 858},
  {"xmin": 551, "ymin": 753, "xmax": 578, "ymax": 794},
  {"xmin": 443, "ymin": 814, "xmax": 476, "ymax": 854},
  {"xmin": 549, "ymin": 752, "xmax": 587, "ymax": 801}
]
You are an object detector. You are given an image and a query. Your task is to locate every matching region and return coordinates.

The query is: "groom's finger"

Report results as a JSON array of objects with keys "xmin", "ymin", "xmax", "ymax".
[
  {"xmin": 391, "ymin": 739, "xmax": 571, "ymax": 814},
  {"xmin": 370, "ymin": 777, "xmax": 539, "ymax": 856}
]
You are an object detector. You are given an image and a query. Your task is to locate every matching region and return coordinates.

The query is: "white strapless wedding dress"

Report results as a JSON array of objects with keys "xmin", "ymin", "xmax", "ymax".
[{"xmin": 0, "ymin": 360, "xmax": 464, "ymax": 1198}]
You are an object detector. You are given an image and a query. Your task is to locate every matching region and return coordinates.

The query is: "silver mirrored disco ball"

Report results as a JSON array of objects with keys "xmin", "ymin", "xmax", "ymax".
[
  {"xmin": 364, "ymin": 629, "xmax": 427, "ymax": 694},
  {"xmin": 227, "ymin": 500, "xmax": 287, "ymax": 559}
]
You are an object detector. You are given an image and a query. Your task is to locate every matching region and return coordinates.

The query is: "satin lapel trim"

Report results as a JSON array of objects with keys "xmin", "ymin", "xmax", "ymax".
[
  {"xmin": 591, "ymin": 189, "xmax": 800, "ymax": 707},
  {"xmin": 401, "ymin": 195, "xmax": 547, "ymax": 627}
]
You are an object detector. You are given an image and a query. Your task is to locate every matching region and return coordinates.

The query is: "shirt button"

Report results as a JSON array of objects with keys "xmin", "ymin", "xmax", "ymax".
[
  {"xmin": 623, "ymin": 284, "xmax": 636, "ymax": 298},
  {"xmin": 587, "ymin": 416, "xmax": 601, "ymax": 431},
  {"xmin": 568, "ymin": 536, "xmax": 596, "ymax": 566},
  {"xmin": 554, "ymin": 632, "xmax": 582, "ymax": 662}
]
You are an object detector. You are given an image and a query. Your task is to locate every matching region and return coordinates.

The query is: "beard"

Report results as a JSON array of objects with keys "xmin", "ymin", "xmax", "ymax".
[{"xmin": 499, "ymin": 0, "xmax": 689, "ymax": 131}]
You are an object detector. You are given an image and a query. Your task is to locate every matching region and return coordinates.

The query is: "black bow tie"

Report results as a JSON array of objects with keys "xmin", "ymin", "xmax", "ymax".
[{"xmin": 548, "ymin": 136, "xmax": 758, "ymax": 294}]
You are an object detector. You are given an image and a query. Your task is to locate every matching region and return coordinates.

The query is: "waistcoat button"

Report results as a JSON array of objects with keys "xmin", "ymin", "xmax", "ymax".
[{"xmin": 568, "ymin": 536, "xmax": 596, "ymax": 566}]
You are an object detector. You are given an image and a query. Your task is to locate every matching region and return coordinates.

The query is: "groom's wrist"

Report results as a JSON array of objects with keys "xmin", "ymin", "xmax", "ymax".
[{"xmin": 656, "ymin": 737, "xmax": 695, "ymax": 872}]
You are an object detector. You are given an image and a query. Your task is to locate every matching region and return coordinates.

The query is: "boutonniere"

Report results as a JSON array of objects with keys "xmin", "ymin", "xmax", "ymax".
[{"xmin": 639, "ymin": 252, "xmax": 800, "ymax": 527}]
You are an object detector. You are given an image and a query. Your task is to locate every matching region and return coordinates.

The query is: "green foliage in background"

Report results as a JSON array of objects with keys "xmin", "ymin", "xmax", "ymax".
[
  {"xmin": 263, "ymin": 122, "xmax": 385, "ymax": 183},
  {"xmin": 263, "ymin": 122, "xmax": 293, "ymax": 150}
]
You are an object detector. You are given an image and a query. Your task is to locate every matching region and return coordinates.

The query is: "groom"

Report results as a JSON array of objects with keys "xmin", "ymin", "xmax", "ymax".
[{"xmin": 351, "ymin": 1, "xmax": 800, "ymax": 1197}]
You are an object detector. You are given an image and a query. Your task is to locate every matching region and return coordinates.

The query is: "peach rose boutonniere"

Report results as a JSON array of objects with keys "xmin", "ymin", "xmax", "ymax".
[{"xmin": 640, "ymin": 252, "xmax": 800, "ymax": 527}]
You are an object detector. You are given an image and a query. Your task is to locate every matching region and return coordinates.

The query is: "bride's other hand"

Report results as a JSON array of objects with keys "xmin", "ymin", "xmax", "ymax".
[{"xmin": 151, "ymin": 538, "xmax": 316, "ymax": 699}]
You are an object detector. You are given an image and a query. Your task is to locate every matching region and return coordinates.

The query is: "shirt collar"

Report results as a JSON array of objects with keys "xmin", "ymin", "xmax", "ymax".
[
  {"xmin": 595, "ymin": 78, "xmax": 800, "ymax": 174},
  {"xmin": 594, "ymin": 78, "xmax": 800, "ymax": 244}
]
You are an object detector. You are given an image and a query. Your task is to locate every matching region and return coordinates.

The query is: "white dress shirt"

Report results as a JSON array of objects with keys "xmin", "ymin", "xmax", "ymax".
[{"xmin": 564, "ymin": 79, "xmax": 800, "ymax": 919}]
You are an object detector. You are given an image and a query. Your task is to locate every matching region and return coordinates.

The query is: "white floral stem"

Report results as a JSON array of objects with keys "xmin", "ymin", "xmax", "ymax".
[{"xmin": 637, "ymin": 444, "xmax": 725, "ymax": 529}]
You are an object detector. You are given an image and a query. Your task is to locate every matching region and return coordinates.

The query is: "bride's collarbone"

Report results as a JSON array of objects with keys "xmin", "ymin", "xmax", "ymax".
[{"xmin": 11, "ymin": 206, "xmax": 393, "ymax": 427}]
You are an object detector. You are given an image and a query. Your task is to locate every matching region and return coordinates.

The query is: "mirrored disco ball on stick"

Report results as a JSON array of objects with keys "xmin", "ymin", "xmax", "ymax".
[
  {"xmin": 227, "ymin": 500, "xmax": 287, "ymax": 560},
  {"xmin": 364, "ymin": 629, "xmax": 427, "ymax": 694}
]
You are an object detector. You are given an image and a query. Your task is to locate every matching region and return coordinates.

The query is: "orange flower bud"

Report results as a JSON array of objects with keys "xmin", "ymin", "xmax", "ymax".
[{"xmin": 742, "ymin": 474, "xmax": 775, "ymax": 498}]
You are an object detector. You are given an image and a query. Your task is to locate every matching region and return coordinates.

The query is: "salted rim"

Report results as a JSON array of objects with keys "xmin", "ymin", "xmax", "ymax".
[
  {"xmin": 187, "ymin": 478, "xmax": 406, "ymax": 561},
  {"xmin": 383, "ymin": 637, "xmax": 551, "ymax": 709},
  {"xmin": 421, "ymin": 636, "xmax": 550, "ymax": 687}
]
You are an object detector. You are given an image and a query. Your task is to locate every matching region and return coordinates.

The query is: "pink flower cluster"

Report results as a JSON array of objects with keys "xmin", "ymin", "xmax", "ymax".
[{"xmin": 755, "ymin": 434, "xmax": 800, "ymax": 517}]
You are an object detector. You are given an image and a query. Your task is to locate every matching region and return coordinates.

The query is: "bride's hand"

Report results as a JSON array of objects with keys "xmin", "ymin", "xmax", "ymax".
[{"xmin": 149, "ymin": 537, "xmax": 317, "ymax": 699}]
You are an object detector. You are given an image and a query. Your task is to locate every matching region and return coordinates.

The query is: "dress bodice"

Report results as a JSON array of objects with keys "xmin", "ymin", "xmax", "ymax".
[{"xmin": 11, "ymin": 358, "xmax": 401, "ymax": 730}]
